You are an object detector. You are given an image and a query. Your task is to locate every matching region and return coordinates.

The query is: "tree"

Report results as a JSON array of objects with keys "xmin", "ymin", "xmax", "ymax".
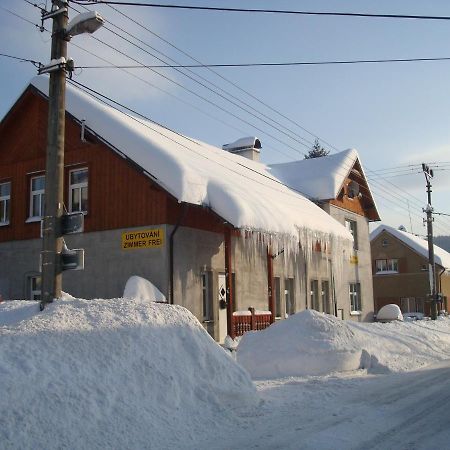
[{"xmin": 304, "ymin": 138, "xmax": 330, "ymax": 159}]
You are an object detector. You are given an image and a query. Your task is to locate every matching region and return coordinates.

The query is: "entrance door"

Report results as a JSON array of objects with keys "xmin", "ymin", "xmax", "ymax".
[{"xmin": 218, "ymin": 273, "xmax": 228, "ymax": 343}]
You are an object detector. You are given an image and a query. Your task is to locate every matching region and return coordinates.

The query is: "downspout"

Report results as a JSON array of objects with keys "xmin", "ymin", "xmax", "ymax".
[
  {"xmin": 169, "ymin": 203, "xmax": 188, "ymax": 305},
  {"xmin": 438, "ymin": 267, "xmax": 446, "ymax": 311},
  {"xmin": 267, "ymin": 246, "xmax": 274, "ymax": 323},
  {"xmin": 225, "ymin": 227, "xmax": 235, "ymax": 338}
]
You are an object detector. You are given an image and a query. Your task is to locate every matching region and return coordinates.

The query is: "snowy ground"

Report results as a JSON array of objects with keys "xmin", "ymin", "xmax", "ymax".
[{"xmin": 2, "ymin": 297, "xmax": 450, "ymax": 449}]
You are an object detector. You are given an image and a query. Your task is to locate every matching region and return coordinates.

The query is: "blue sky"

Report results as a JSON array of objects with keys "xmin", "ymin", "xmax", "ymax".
[{"xmin": 2, "ymin": 0, "xmax": 450, "ymax": 236}]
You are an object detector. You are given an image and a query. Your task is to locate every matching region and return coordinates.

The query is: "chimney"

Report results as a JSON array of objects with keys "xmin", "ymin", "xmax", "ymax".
[{"xmin": 222, "ymin": 137, "xmax": 262, "ymax": 162}]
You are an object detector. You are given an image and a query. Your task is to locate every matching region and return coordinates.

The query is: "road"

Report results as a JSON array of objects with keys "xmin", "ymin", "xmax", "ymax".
[{"xmin": 201, "ymin": 360, "xmax": 450, "ymax": 450}]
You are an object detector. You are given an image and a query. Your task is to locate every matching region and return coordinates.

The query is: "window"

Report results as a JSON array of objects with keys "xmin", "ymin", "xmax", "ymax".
[
  {"xmin": 30, "ymin": 175, "xmax": 45, "ymax": 219},
  {"xmin": 285, "ymin": 278, "xmax": 295, "ymax": 315},
  {"xmin": 376, "ymin": 259, "xmax": 399, "ymax": 273},
  {"xmin": 274, "ymin": 277, "xmax": 282, "ymax": 318},
  {"xmin": 349, "ymin": 283, "xmax": 361, "ymax": 313},
  {"xmin": 69, "ymin": 168, "xmax": 88, "ymax": 213},
  {"xmin": 310, "ymin": 279, "xmax": 320, "ymax": 311},
  {"xmin": 29, "ymin": 276, "xmax": 41, "ymax": 301},
  {"xmin": 401, "ymin": 297, "xmax": 425, "ymax": 314},
  {"xmin": 201, "ymin": 272, "xmax": 212, "ymax": 321},
  {"xmin": 345, "ymin": 219, "xmax": 358, "ymax": 250},
  {"xmin": 0, "ymin": 181, "xmax": 10, "ymax": 225},
  {"xmin": 322, "ymin": 280, "xmax": 331, "ymax": 314}
]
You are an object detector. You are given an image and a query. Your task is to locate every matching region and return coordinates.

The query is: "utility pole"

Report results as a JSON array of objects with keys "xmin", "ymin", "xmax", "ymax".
[
  {"xmin": 40, "ymin": 0, "xmax": 69, "ymax": 308},
  {"xmin": 422, "ymin": 163, "xmax": 438, "ymax": 320},
  {"xmin": 38, "ymin": 3, "xmax": 103, "ymax": 310}
]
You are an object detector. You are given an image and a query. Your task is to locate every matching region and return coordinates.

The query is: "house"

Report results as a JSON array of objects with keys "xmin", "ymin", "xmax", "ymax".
[
  {"xmin": 270, "ymin": 149, "xmax": 380, "ymax": 321},
  {"xmin": 370, "ymin": 224, "xmax": 450, "ymax": 315},
  {"xmin": 0, "ymin": 76, "xmax": 357, "ymax": 342}
]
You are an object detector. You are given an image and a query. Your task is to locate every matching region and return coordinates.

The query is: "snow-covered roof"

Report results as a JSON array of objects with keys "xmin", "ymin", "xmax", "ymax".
[
  {"xmin": 269, "ymin": 149, "xmax": 371, "ymax": 201},
  {"xmin": 370, "ymin": 224, "xmax": 450, "ymax": 270},
  {"xmin": 28, "ymin": 76, "xmax": 352, "ymax": 251}
]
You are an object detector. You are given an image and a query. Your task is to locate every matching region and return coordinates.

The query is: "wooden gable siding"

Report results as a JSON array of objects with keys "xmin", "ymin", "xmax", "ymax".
[
  {"xmin": 329, "ymin": 161, "xmax": 379, "ymax": 221},
  {"xmin": 0, "ymin": 87, "xmax": 225, "ymax": 242}
]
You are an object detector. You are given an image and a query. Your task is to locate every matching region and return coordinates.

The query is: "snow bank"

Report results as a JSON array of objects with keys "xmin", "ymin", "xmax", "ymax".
[
  {"xmin": 237, "ymin": 310, "xmax": 450, "ymax": 379},
  {"xmin": 237, "ymin": 310, "xmax": 363, "ymax": 378},
  {"xmin": 0, "ymin": 298, "xmax": 256, "ymax": 449},
  {"xmin": 123, "ymin": 275, "xmax": 166, "ymax": 302}
]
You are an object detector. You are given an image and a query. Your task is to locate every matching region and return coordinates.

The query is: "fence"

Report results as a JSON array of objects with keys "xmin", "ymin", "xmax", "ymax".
[{"xmin": 233, "ymin": 307, "xmax": 272, "ymax": 337}]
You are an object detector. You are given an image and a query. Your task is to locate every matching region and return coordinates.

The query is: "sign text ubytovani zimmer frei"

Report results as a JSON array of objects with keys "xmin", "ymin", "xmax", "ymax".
[{"xmin": 121, "ymin": 228, "xmax": 164, "ymax": 250}]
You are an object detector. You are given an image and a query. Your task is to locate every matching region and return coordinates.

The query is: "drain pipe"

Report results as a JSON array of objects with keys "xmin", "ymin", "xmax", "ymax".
[{"xmin": 169, "ymin": 203, "xmax": 188, "ymax": 305}]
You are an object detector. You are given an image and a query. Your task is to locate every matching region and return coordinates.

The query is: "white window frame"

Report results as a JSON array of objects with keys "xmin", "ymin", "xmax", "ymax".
[
  {"xmin": 0, "ymin": 181, "xmax": 11, "ymax": 225},
  {"xmin": 375, "ymin": 258, "xmax": 399, "ymax": 274},
  {"xmin": 349, "ymin": 282, "xmax": 362, "ymax": 314},
  {"xmin": 29, "ymin": 275, "xmax": 41, "ymax": 301},
  {"xmin": 29, "ymin": 175, "xmax": 45, "ymax": 220},
  {"xmin": 69, "ymin": 167, "xmax": 88, "ymax": 213},
  {"xmin": 345, "ymin": 219, "xmax": 358, "ymax": 250},
  {"xmin": 201, "ymin": 272, "xmax": 212, "ymax": 321}
]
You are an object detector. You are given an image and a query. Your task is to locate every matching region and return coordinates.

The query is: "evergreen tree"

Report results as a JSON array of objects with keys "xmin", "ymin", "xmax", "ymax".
[{"xmin": 304, "ymin": 138, "xmax": 330, "ymax": 159}]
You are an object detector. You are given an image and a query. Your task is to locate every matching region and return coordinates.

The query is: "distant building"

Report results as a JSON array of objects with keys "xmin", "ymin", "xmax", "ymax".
[
  {"xmin": 0, "ymin": 77, "xmax": 376, "ymax": 342},
  {"xmin": 371, "ymin": 225, "xmax": 450, "ymax": 315}
]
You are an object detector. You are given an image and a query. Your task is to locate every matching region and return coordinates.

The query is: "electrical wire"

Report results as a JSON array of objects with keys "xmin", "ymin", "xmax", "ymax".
[
  {"xmin": 15, "ymin": 1, "xmax": 450, "ymax": 234},
  {"xmin": 74, "ymin": 56, "xmax": 450, "ymax": 69},
  {"xmin": 0, "ymin": 52, "xmax": 42, "ymax": 67},
  {"xmin": 69, "ymin": 1, "xmax": 450, "ymax": 21}
]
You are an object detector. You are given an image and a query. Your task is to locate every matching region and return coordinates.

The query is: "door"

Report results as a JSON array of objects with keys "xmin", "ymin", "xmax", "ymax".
[{"xmin": 218, "ymin": 273, "xmax": 228, "ymax": 343}]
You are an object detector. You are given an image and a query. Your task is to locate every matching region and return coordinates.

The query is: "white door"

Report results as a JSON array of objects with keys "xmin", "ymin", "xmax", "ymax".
[{"xmin": 218, "ymin": 273, "xmax": 228, "ymax": 343}]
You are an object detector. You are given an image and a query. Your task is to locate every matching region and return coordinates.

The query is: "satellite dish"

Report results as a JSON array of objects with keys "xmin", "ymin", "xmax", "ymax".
[{"xmin": 347, "ymin": 181, "xmax": 360, "ymax": 198}]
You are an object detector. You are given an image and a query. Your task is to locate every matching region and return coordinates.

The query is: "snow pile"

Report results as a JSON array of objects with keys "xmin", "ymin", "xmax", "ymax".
[
  {"xmin": 0, "ymin": 297, "xmax": 256, "ymax": 449},
  {"xmin": 237, "ymin": 310, "xmax": 364, "ymax": 378},
  {"xmin": 123, "ymin": 275, "xmax": 166, "ymax": 302},
  {"xmin": 376, "ymin": 303, "xmax": 403, "ymax": 322},
  {"xmin": 237, "ymin": 310, "xmax": 450, "ymax": 379}
]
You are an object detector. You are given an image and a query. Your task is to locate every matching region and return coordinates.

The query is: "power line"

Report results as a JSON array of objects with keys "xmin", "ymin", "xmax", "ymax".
[
  {"xmin": 0, "ymin": 52, "xmax": 41, "ymax": 67},
  {"xmin": 104, "ymin": 3, "xmax": 336, "ymax": 153},
  {"xmin": 16, "ymin": 0, "xmax": 450, "ymax": 232},
  {"xmin": 74, "ymin": 56, "xmax": 450, "ymax": 69},
  {"xmin": 69, "ymin": 1, "xmax": 450, "ymax": 21}
]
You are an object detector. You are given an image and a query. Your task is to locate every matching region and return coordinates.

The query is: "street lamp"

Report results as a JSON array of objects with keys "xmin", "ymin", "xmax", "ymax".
[{"xmin": 39, "ymin": 0, "xmax": 104, "ymax": 310}]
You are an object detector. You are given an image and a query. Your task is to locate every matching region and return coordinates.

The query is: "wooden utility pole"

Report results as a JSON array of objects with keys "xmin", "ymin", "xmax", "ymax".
[
  {"xmin": 422, "ymin": 163, "xmax": 438, "ymax": 320},
  {"xmin": 40, "ymin": 0, "xmax": 68, "ymax": 309}
]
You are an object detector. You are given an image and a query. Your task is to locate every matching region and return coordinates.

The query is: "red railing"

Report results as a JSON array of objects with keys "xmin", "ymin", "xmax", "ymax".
[{"xmin": 233, "ymin": 307, "xmax": 272, "ymax": 337}]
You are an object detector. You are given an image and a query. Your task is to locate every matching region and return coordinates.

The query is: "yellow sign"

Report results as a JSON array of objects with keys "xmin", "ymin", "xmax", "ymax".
[
  {"xmin": 121, "ymin": 228, "xmax": 164, "ymax": 250},
  {"xmin": 350, "ymin": 254, "xmax": 359, "ymax": 264}
]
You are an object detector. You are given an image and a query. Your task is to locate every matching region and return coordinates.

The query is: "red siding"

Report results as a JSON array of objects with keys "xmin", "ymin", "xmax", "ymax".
[{"xmin": 0, "ymin": 87, "xmax": 226, "ymax": 242}]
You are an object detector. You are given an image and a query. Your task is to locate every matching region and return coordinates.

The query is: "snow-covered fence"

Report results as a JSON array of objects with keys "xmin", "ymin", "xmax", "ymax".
[{"xmin": 233, "ymin": 307, "xmax": 272, "ymax": 337}]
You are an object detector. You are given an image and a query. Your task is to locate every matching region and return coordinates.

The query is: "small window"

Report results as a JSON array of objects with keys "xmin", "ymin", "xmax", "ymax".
[
  {"xmin": 322, "ymin": 280, "xmax": 331, "ymax": 314},
  {"xmin": 285, "ymin": 278, "xmax": 295, "ymax": 315},
  {"xmin": 382, "ymin": 239, "xmax": 389, "ymax": 247},
  {"xmin": 69, "ymin": 168, "xmax": 88, "ymax": 213},
  {"xmin": 29, "ymin": 276, "xmax": 41, "ymax": 301},
  {"xmin": 345, "ymin": 219, "xmax": 358, "ymax": 250},
  {"xmin": 0, "ymin": 181, "xmax": 11, "ymax": 225},
  {"xmin": 274, "ymin": 277, "xmax": 282, "ymax": 318},
  {"xmin": 310, "ymin": 279, "xmax": 320, "ymax": 311},
  {"xmin": 201, "ymin": 272, "xmax": 212, "ymax": 321},
  {"xmin": 349, "ymin": 283, "xmax": 361, "ymax": 313},
  {"xmin": 29, "ymin": 175, "xmax": 45, "ymax": 219},
  {"xmin": 376, "ymin": 259, "xmax": 399, "ymax": 274}
]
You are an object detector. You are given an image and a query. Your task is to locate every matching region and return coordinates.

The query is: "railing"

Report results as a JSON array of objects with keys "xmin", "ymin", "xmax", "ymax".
[{"xmin": 233, "ymin": 307, "xmax": 272, "ymax": 337}]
